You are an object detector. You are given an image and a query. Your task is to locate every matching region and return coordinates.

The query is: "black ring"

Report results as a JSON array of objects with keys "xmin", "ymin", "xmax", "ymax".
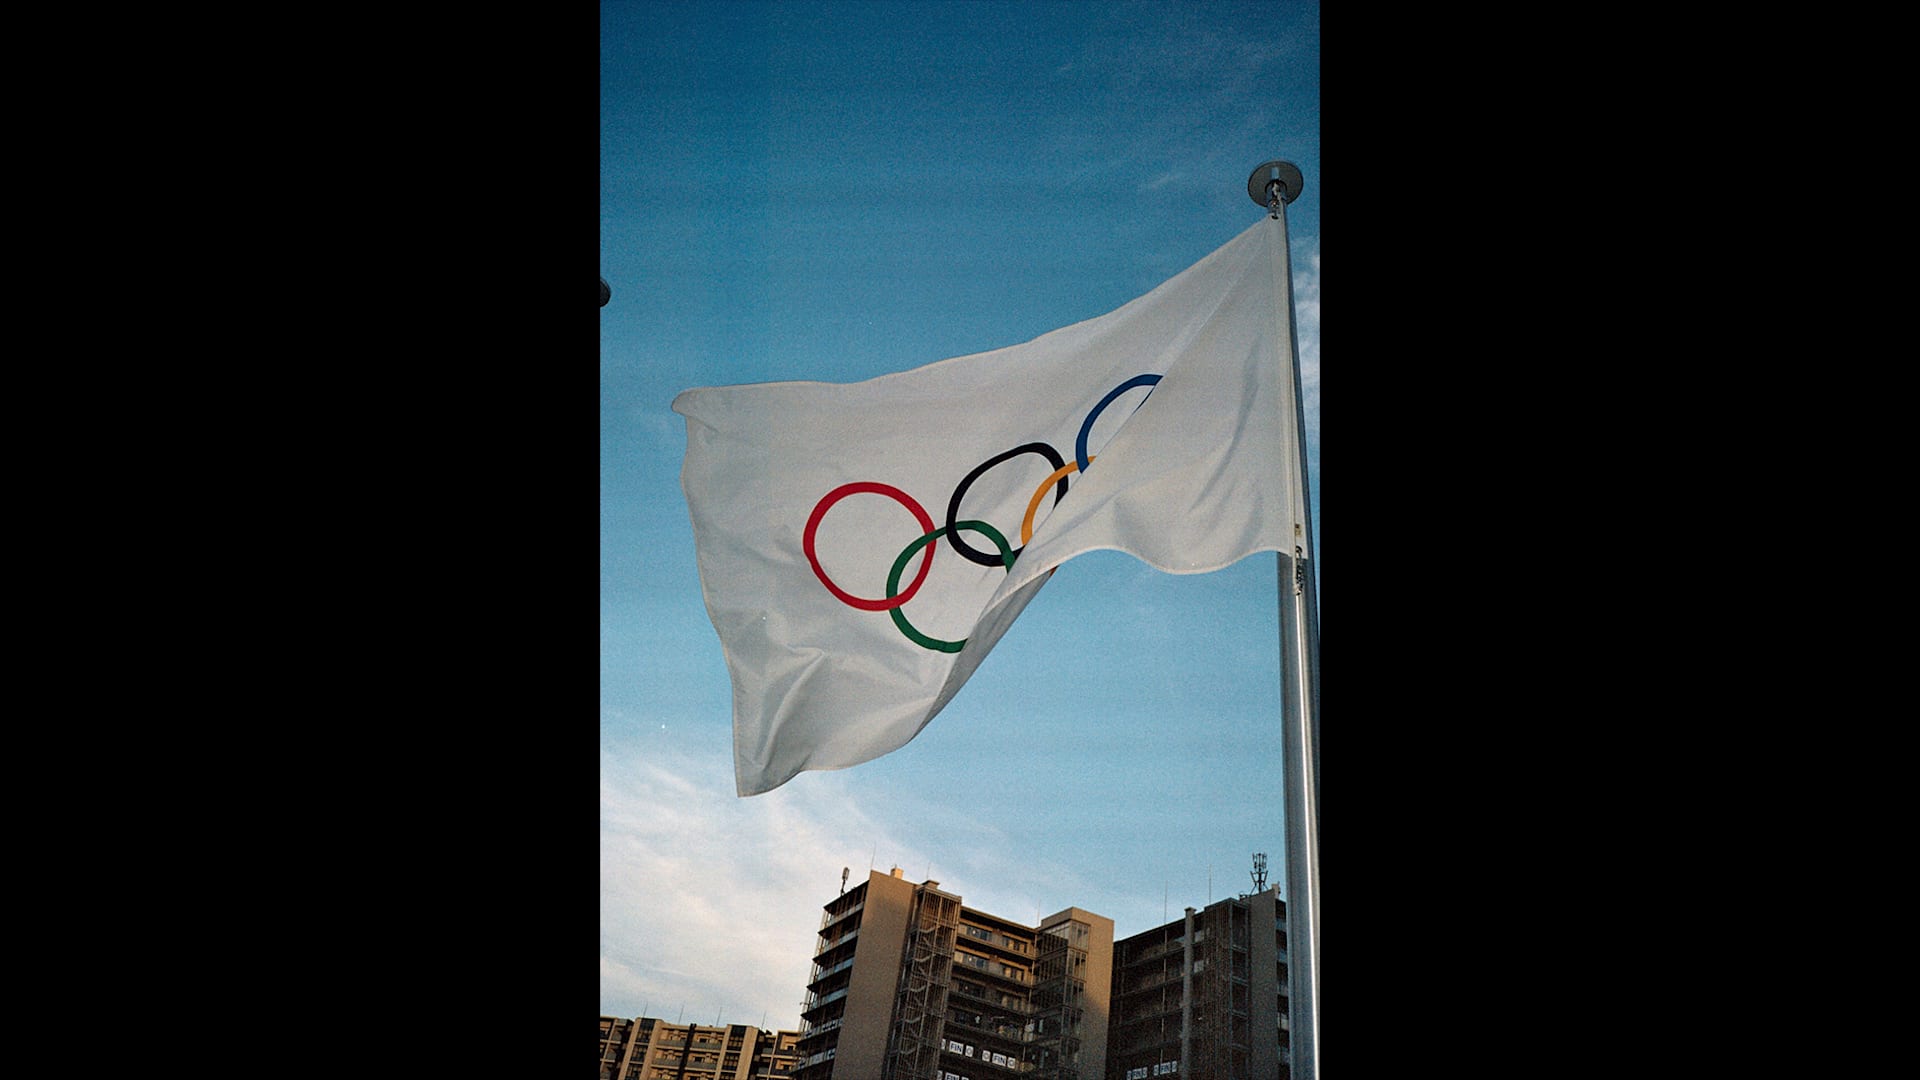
[{"xmin": 944, "ymin": 442, "xmax": 1068, "ymax": 567}]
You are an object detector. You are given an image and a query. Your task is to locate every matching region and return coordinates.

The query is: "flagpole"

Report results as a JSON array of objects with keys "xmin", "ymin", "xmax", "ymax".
[{"xmin": 1250, "ymin": 159, "xmax": 1319, "ymax": 1080}]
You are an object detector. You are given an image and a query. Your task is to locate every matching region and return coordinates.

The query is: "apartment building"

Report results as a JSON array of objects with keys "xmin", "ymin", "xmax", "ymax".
[
  {"xmin": 1106, "ymin": 888, "xmax": 1288, "ymax": 1080},
  {"xmin": 793, "ymin": 868, "xmax": 1114, "ymax": 1080},
  {"xmin": 602, "ymin": 872, "xmax": 1286, "ymax": 1079},
  {"xmin": 599, "ymin": 1016, "xmax": 802, "ymax": 1080}
]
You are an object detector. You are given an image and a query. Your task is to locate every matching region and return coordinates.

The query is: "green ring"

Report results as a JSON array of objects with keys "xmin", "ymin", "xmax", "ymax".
[{"xmin": 886, "ymin": 520, "xmax": 1014, "ymax": 652}]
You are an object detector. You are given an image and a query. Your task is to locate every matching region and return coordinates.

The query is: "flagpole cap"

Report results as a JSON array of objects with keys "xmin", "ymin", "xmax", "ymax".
[{"xmin": 1247, "ymin": 161, "xmax": 1304, "ymax": 207}]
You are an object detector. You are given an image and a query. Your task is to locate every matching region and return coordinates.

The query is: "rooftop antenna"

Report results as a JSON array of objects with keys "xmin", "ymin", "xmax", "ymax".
[{"xmin": 1252, "ymin": 852, "xmax": 1269, "ymax": 893}]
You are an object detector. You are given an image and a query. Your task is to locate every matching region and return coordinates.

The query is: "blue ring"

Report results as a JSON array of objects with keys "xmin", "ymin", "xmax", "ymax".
[{"xmin": 1075, "ymin": 374, "xmax": 1161, "ymax": 470}]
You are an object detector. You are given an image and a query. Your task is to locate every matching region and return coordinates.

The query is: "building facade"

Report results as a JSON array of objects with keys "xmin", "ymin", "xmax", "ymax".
[
  {"xmin": 1105, "ymin": 889, "xmax": 1289, "ymax": 1080},
  {"xmin": 793, "ymin": 868, "xmax": 1114, "ymax": 1080},
  {"xmin": 756, "ymin": 1029, "xmax": 803, "ymax": 1077},
  {"xmin": 1030, "ymin": 907, "xmax": 1114, "ymax": 1080},
  {"xmin": 600, "ymin": 1017, "xmax": 802, "ymax": 1080}
]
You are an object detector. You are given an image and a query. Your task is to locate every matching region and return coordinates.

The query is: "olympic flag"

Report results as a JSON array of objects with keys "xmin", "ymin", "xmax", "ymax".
[{"xmin": 673, "ymin": 216, "xmax": 1306, "ymax": 795}]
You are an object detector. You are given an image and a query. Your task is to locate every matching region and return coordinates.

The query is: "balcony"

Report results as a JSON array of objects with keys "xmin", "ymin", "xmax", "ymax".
[
  {"xmin": 802, "ymin": 1016, "xmax": 843, "ymax": 1038},
  {"xmin": 800, "ymin": 987, "xmax": 848, "ymax": 1022},
  {"xmin": 809, "ymin": 956, "xmax": 856, "ymax": 985},
  {"xmin": 1118, "ymin": 967, "xmax": 1183, "ymax": 995},
  {"xmin": 960, "ymin": 924, "xmax": 1035, "ymax": 960},
  {"xmin": 817, "ymin": 923, "xmax": 860, "ymax": 949},
  {"xmin": 820, "ymin": 900, "xmax": 863, "ymax": 931},
  {"xmin": 1116, "ymin": 993, "xmax": 1182, "ymax": 1022},
  {"xmin": 947, "ymin": 1008, "xmax": 1032, "ymax": 1040},
  {"xmin": 1123, "ymin": 938, "xmax": 1185, "ymax": 965},
  {"xmin": 1115, "ymin": 1032, "xmax": 1181, "ymax": 1058},
  {"xmin": 805, "ymin": 987, "xmax": 848, "ymax": 1009},
  {"xmin": 953, "ymin": 951, "xmax": 1031, "ymax": 986}
]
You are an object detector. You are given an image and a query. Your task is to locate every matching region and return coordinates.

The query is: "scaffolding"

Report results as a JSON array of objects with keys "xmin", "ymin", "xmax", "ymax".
[
  {"xmin": 1028, "ymin": 925, "xmax": 1086, "ymax": 1080},
  {"xmin": 882, "ymin": 883, "xmax": 959, "ymax": 1080}
]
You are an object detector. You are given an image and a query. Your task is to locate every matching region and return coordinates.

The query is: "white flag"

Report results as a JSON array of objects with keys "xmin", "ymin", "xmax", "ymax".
[{"xmin": 673, "ymin": 217, "xmax": 1306, "ymax": 795}]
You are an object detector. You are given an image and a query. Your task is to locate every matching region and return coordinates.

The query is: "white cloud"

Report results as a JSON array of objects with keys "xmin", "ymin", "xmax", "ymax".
[
  {"xmin": 601, "ymin": 737, "xmax": 936, "ymax": 1028},
  {"xmin": 599, "ymin": 731, "xmax": 1128, "ymax": 1028}
]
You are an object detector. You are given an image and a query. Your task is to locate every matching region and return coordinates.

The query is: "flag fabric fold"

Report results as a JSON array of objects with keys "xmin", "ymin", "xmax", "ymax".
[{"xmin": 673, "ymin": 217, "xmax": 1304, "ymax": 795}]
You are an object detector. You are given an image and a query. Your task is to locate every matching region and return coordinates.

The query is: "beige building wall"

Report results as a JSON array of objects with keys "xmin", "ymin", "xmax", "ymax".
[
  {"xmin": 1042, "ymin": 906, "xmax": 1115, "ymax": 1080},
  {"xmin": 831, "ymin": 868, "xmax": 917, "ymax": 1077}
]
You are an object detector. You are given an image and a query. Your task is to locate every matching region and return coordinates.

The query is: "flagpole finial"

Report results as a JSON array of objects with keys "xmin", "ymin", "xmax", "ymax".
[{"xmin": 1248, "ymin": 160, "xmax": 1304, "ymax": 218}]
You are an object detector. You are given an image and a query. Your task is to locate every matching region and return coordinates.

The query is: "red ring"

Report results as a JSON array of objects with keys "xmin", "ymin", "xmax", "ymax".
[{"xmin": 804, "ymin": 482, "xmax": 937, "ymax": 611}]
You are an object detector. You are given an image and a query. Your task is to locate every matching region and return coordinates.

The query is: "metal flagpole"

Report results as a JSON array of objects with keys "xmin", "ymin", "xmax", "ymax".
[{"xmin": 1249, "ymin": 159, "xmax": 1319, "ymax": 1080}]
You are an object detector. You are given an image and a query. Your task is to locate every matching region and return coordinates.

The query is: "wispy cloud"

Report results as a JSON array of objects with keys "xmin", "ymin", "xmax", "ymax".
[
  {"xmin": 599, "ymin": 728, "xmax": 1127, "ymax": 1027},
  {"xmin": 601, "ymin": 735, "xmax": 937, "ymax": 1028}
]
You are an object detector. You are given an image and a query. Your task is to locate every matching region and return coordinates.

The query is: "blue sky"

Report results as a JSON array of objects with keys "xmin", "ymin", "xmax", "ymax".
[{"xmin": 601, "ymin": 0, "xmax": 1318, "ymax": 1029}]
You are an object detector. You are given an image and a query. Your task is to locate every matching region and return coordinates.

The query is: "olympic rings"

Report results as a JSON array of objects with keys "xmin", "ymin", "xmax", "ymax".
[
  {"xmin": 805, "ymin": 374, "xmax": 1159, "ymax": 650},
  {"xmin": 1075, "ymin": 373, "xmax": 1160, "ymax": 470},
  {"xmin": 887, "ymin": 521, "xmax": 1013, "ymax": 653},
  {"xmin": 945, "ymin": 442, "xmax": 1066, "ymax": 567},
  {"xmin": 804, "ymin": 481, "xmax": 936, "ymax": 611}
]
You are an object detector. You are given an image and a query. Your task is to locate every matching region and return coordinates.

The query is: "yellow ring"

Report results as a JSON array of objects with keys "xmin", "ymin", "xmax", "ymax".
[{"xmin": 1021, "ymin": 456, "xmax": 1091, "ymax": 545}]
